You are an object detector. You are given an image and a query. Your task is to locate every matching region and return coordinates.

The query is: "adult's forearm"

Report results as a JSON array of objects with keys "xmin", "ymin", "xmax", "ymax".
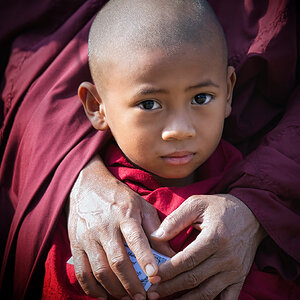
[
  {"xmin": 68, "ymin": 152, "xmax": 175, "ymax": 299},
  {"xmin": 69, "ymin": 153, "xmax": 122, "ymax": 201}
]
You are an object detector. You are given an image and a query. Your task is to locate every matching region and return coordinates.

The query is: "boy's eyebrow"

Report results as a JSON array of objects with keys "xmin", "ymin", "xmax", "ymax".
[
  {"xmin": 136, "ymin": 80, "xmax": 220, "ymax": 96},
  {"xmin": 185, "ymin": 80, "xmax": 220, "ymax": 91},
  {"xmin": 137, "ymin": 87, "xmax": 168, "ymax": 95}
]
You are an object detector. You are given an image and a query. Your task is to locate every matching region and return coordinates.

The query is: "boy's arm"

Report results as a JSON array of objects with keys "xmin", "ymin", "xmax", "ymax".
[{"xmin": 67, "ymin": 154, "xmax": 174, "ymax": 299}]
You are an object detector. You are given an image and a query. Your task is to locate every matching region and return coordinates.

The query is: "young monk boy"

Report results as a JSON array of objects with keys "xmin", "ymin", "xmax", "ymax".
[
  {"xmin": 42, "ymin": 1, "xmax": 290, "ymax": 299},
  {"xmin": 42, "ymin": 1, "xmax": 240, "ymax": 299}
]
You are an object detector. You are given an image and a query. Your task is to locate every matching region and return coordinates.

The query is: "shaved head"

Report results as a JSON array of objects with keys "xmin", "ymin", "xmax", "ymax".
[{"xmin": 88, "ymin": 0, "xmax": 227, "ymax": 87}]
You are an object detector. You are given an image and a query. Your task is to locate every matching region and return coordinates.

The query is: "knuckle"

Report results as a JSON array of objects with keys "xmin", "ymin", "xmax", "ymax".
[
  {"xmin": 92, "ymin": 220, "xmax": 109, "ymax": 235},
  {"xmin": 184, "ymin": 272, "xmax": 199, "ymax": 289},
  {"xmin": 165, "ymin": 214, "xmax": 178, "ymax": 228},
  {"xmin": 199, "ymin": 291, "xmax": 215, "ymax": 300},
  {"xmin": 197, "ymin": 286, "xmax": 218, "ymax": 300},
  {"xmin": 124, "ymin": 230, "xmax": 143, "ymax": 246},
  {"xmin": 93, "ymin": 266, "xmax": 110, "ymax": 283},
  {"xmin": 156, "ymin": 285, "xmax": 174, "ymax": 298},
  {"xmin": 83, "ymin": 289, "xmax": 97, "ymax": 298},
  {"xmin": 84, "ymin": 287, "xmax": 106, "ymax": 299},
  {"xmin": 188, "ymin": 195, "xmax": 200, "ymax": 203},
  {"xmin": 75, "ymin": 270, "xmax": 89, "ymax": 284},
  {"xmin": 75, "ymin": 275, "xmax": 97, "ymax": 297},
  {"xmin": 115, "ymin": 190, "xmax": 139, "ymax": 214},
  {"xmin": 141, "ymin": 202, "xmax": 157, "ymax": 219},
  {"xmin": 117, "ymin": 202, "xmax": 131, "ymax": 217},
  {"xmin": 182, "ymin": 252, "xmax": 198, "ymax": 270},
  {"xmin": 110, "ymin": 254, "xmax": 126, "ymax": 272}
]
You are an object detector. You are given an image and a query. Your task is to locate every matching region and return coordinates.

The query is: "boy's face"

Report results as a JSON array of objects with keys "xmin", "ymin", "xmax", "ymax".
[{"xmin": 85, "ymin": 43, "xmax": 235, "ymax": 185}]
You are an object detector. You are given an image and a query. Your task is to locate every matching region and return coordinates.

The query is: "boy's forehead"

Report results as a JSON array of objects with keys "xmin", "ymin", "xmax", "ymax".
[
  {"xmin": 108, "ymin": 41, "xmax": 223, "ymax": 72},
  {"xmin": 97, "ymin": 43, "xmax": 227, "ymax": 98},
  {"xmin": 92, "ymin": 39, "xmax": 226, "ymax": 90}
]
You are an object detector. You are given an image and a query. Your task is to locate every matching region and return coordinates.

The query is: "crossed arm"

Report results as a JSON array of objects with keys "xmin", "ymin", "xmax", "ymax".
[{"xmin": 67, "ymin": 154, "xmax": 265, "ymax": 300}]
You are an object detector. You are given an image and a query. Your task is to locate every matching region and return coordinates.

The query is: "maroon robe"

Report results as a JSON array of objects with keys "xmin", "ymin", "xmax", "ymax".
[{"xmin": 0, "ymin": 0, "xmax": 299, "ymax": 299}]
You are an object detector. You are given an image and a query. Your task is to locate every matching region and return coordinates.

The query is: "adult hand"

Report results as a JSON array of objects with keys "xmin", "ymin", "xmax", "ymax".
[
  {"xmin": 67, "ymin": 154, "xmax": 174, "ymax": 300},
  {"xmin": 147, "ymin": 194, "xmax": 266, "ymax": 300}
]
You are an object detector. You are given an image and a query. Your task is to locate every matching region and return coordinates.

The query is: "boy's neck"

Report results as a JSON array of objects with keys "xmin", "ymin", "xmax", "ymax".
[{"xmin": 153, "ymin": 171, "xmax": 197, "ymax": 187}]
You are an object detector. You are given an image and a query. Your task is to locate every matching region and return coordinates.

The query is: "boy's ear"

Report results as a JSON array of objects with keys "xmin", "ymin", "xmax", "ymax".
[
  {"xmin": 78, "ymin": 82, "xmax": 108, "ymax": 131},
  {"xmin": 225, "ymin": 66, "xmax": 236, "ymax": 118}
]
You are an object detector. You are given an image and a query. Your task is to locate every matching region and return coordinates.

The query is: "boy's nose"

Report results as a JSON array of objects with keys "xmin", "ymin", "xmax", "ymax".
[{"xmin": 162, "ymin": 114, "xmax": 196, "ymax": 141}]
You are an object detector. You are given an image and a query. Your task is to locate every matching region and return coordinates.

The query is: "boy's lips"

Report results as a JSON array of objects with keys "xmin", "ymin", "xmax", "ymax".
[{"xmin": 161, "ymin": 151, "xmax": 195, "ymax": 165}]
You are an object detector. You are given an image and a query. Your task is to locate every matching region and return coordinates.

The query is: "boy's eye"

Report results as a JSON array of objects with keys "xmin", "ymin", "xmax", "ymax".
[
  {"xmin": 138, "ymin": 100, "xmax": 161, "ymax": 110},
  {"xmin": 191, "ymin": 93, "xmax": 213, "ymax": 105}
]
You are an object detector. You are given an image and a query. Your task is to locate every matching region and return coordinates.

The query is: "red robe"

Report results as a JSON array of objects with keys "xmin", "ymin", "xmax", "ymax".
[{"xmin": 1, "ymin": 0, "xmax": 299, "ymax": 299}]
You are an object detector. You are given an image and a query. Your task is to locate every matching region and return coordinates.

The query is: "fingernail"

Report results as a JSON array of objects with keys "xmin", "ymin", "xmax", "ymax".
[
  {"xmin": 148, "ymin": 292, "xmax": 160, "ymax": 300},
  {"xmin": 133, "ymin": 293, "xmax": 145, "ymax": 300},
  {"xmin": 145, "ymin": 263, "xmax": 156, "ymax": 276},
  {"xmin": 151, "ymin": 228, "xmax": 164, "ymax": 238}
]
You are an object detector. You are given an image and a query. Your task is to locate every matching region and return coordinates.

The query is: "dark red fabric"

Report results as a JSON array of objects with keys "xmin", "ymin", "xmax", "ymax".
[
  {"xmin": 0, "ymin": 1, "xmax": 110, "ymax": 299},
  {"xmin": 0, "ymin": 0, "xmax": 299, "ymax": 299}
]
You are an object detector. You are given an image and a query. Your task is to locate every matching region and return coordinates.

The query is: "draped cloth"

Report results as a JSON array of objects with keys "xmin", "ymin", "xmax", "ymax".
[{"xmin": 0, "ymin": 0, "xmax": 299, "ymax": 299}]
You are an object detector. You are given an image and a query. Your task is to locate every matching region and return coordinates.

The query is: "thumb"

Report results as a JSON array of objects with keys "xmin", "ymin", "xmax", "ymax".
[
  {"xmin": 142, "ymin": 201, "xmax": 175, "ymax": 257},
  {"xmin": 151, "ymin": 196, "xmax": 206, "ymax": 241}
]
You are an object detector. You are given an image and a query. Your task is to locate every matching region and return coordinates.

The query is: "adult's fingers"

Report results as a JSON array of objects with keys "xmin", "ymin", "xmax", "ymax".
[
  {"xmin": 141, "ymin": 201, "xmax": 175, "ymax": 258},
  {"xmin": 147, "ymin": 251, "xmax": 223, "ymax": 299},
  {"xmin": 151, "ymin": 196, "xmax": 206, "ymax": 241},
  {"xmin": 120, "ymin": 217, "xmax": 160, "ymax": 278},
  {"xmin": 155, "ymin": 229, "xmax": 216, "ymax": 281},
  {"xmin": 174, "ymin": 272, "xmax": 240, "ymax": 300},
  {"xmin": 150, "ymin": 270, "xmax": 243, "ymax": 300},
  {"xmin": 85, "ymin": 242, "xmax": 128, "ymax": 299},
  {"xmin": 100, "ymin": 228, "xmax": 147, "ymax": 299},
  {"xmin": 72, "ymin": 248, "xmax": 108, "ymax": 299}
]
